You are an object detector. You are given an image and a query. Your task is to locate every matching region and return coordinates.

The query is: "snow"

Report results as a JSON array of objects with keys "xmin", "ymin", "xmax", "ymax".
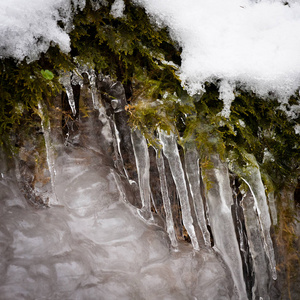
[
  {"xmin": 135, "ymin": 0, "xmax": 300, "ymax": 112},
  {"xmin": 1, "ymin": 0, "xmax": 299, "ymax": 113},
  {"xmin": 110, "ymin": 0, "xmax": 125, "ymax": 18},
  {"xmin": 0, "ymin": 0, "xmax": 84, "ymax": 61}
]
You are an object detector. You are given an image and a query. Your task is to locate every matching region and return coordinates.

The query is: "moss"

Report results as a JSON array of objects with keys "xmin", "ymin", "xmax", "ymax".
[{"xmin": 0, "ymin": 0, "xmax": 299, "ymax": 195}]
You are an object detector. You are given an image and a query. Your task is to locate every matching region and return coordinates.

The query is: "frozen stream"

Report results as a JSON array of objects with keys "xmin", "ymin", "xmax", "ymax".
[{"xmin": 0, "ymin": 147, "xmax": 233, "ymax": 300}]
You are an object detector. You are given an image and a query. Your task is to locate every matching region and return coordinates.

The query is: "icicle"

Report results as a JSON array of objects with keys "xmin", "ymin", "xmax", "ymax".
[
  {"xmin": 242, "ymin": 174, "xmax": 277, "ymax": 280},
  {"xmin": 131, "ymin": 129, "xmax": 152, "ymax": 219},
  {"xmin": 37, "ymin": 102, "xmax": 57, "ymax": 205},
  {"xmin": 86, "ymin": 68, "xmax": 99, "ymax": 110},
  {"xmin": 159, "ymin": 130, "xmax": 200, "ymax": 251},
  {"xmin": 155, "ymin": 149, "xmax": 178, "ymax": 249},
  {"xmin": 184, "ymin": 145, "xmax": 211, "ymax": 247},
  {"xmin": 60, "ymin": 72, "xmax": 76, "ymax": 116},
  {"xmin": 203, "ymin": 155, "xmax": 247, "ymax": 299},
  {"xmin": 85, "ymin": 68, "xmax": 113, "ymax": 146},
  {"xmin": 111, "ymin": 119, "xmax": 130, "ymax": 179},
  {"xmin": 241, "ymin": 190, "xmax": 270, "ymax": 300},
  {"xmin": 268, "ymin": 191, "xmax": 277, "ymax": 226}
]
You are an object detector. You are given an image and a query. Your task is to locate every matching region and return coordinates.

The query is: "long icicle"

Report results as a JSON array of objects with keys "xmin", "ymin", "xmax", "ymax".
[
  {"xmin": 185, "ymin": 145, "xmax": 211, "ymax": 247},
  {"xmin": 60, "ymin": 71, "xmax": 76, "ymax": 116},
  {"xmin": 203, "ymin": 155, "xmax": 247, "ymax": 299},
  {"xmin": 38, "ymin": 102, "xmax": 57, "ymax": 205},
  {"xmin": 155, "ymin": 148, "xmax": 178, "ymax": 249},
  {"xmin": 242, "ymin": 175, "xmax": 277, "ymax": 280},
  {"xmin": 159, "ymin": 129, "xmax": 200, "ymax": 251},
  {"xmin": 131, "ymin": 129, "xmax": 152, "ymax": 220},
  {"xmin": 241, "ymin": 190, "xmax": 270, "ymax": 300}
]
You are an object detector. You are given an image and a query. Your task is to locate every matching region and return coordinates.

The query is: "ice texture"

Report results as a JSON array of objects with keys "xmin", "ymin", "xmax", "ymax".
[
  {"xmin": 60, "ymin": 72, "xmax": 77, "ymax": 116},
  {"xmin": 202, "ymin": 155, "xmax": 247, "ymax": 299},
  {"xmin": 159, "ymin": 130, "xmax": 200, "ymax": 251},
  {"xmin": 155, "ymin": 149, "xmax": 178, "ymax": 249},
  {"xmin": 0, "ymin": 146, "xmax": 235, "ymax": 299},
  {"xmin": 134, "ymin": 0, "xmax": 300, "ymax": 112},
  {"xmin": 184, "ymin": 145, "xmax": 211, "ymax": 247},
  {"xmin": 241, "ymin": 190, "xmax": 270, "ymax": 300},
  {"xmin": 37, "ymin": 102, "xmax": 57, "ymax": 205},
  {"xmin": 241, "ymin": 167, "xmax": 277, "ymax": 280},
  {"xmin": 131, "ymin": 129, "xmax": 152, "ymax": 217}
]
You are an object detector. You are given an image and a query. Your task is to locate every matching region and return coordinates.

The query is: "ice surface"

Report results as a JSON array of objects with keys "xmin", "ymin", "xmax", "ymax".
[
  {"xmin": 134, "ymin": 0, "xmax": 300, "ymax": 111},
  {"xmin": 0, "ymin": 147, "xmax": 234, "ymax": 299},
  {"xmin": 202, "ymin": 155, "xmax": 247, "ymax": 299},
  {"xmin": 159, "ymin": 130, "xmax": 200, "ymax": 251}
]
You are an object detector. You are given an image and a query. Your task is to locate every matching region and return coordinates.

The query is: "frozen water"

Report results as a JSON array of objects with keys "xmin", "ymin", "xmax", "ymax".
[
  {"xmin": 0, "ymin": 147, "xmax": 234, "ymax": 299},
  {"xmin": 184, "ymin": 145, "xmax": 211, "ymax": 247},
  {"xmin": 60, "ymin": 72, "xmax": 77, "ymax": 116},
  {"xmin": 242, "ymin": 174, "xmax": 277, "ymax": 280},
  {"xmin": 241, "ymin": 190, "xmax": 270, "ymax": 300},
  {"xmin": 131, "ymin": 129, "xmax": 152, "ymax": 216},
  {"xmin": 202, "ymin": 155, "xmax": 247, "ymax": 299},
  {"xmin": 38, "ymin": 102, "xmax": 58, "ymax": 205},
  {"xmin": 155, "ymin": 149, "xmax": 178, "ymax": 249},
  {"xmin": 159, "ymin": 130, "xmax": 200, "ymax": 251}
]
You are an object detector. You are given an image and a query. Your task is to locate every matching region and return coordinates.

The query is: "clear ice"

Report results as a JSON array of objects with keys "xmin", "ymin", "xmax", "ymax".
[
  {"xmin": 184, "ymin": 145, "xmax": 211, "ymax": 247},
  {"xmin": 203, "ymin": 155, "xmax": 248, "ymax": 300},
  {"xmin": 159, "ymin": 130, "xmax": 200, "ymax": 251}
]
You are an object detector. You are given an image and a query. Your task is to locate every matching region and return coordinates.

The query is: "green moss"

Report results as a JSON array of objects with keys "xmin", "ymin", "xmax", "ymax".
[{"xmin": 0, "ymin": 0, "xmax": 299, "ymax": 194}]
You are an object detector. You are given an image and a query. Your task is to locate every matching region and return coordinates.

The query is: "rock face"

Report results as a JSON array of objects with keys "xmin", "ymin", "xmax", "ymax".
[{"xmin": 0, "ymin": 72, "xmax": 299, "ymax": 299}]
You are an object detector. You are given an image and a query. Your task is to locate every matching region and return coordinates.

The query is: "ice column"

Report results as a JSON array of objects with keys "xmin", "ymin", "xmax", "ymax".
[
  {"xmin": 203, "ymin": 155, "xmax": 247, "ymax": 299},
  {"xmin": 86, "ymin": 68, "xmax": 114, "ymax": 147},
  {"xmin": 268, "ymin": 191, "xmax": 278, "ymax": 226},
  {"xmin": 185, "ymin": 145, "xmax": 211, "ymax": 247},
  {"xmin": 86, "ymin": 68, "xmax": 99, "ymax": 109},
  {"xmin": 242, "ymin": 168, "xmax": 277, "ymax": 280},
  {"xmin": 37, "ymin": 102, "xmax": 57, "ymax": 205},
  {"xmin": 155, "ymin": 149, "xmax": 178, "ymax": 248},
  {"xmin": 159, "ymin": 130, "xmax": 200, "ymax": 251},
  {"xmin": 131, "ymin": 129, "xmax": 152, "ymax": 219},
  {"xmin": 60, "ymin": 72, "xmax": 76, "ymax": 116},
  {"xmin": 241, "ymin": 190, "xmax": 270, "ymax": 300}
]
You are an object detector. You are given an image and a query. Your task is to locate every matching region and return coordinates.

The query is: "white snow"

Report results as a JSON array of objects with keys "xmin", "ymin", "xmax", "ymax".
[
  {"xmin": 110, "ymin": 0, "xmax": 125, "ymax": 18},
  {"xmin": 134, "ymin": 0, "xmax": 300, "ymax": 112},
  {"xmin": 0, "ymin": 0, "xmax": 86, "ymax": 61},
  {"xmin": 1, "ymin": 0, "xmax": 299, "ymax": 113}
]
